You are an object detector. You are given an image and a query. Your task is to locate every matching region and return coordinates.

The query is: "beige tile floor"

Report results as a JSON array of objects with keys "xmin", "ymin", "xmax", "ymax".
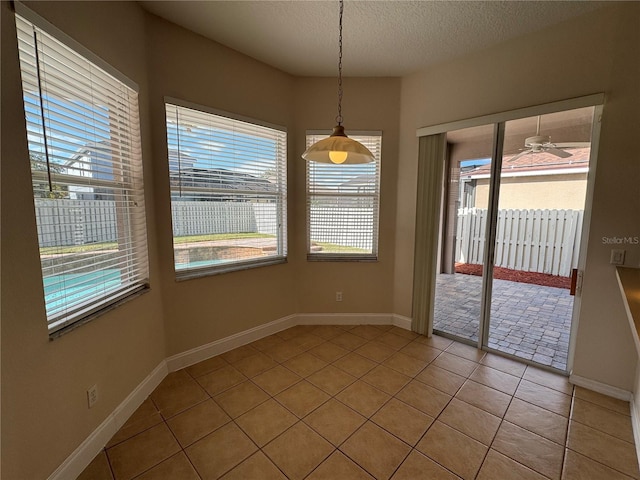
[{"xmin": 78, "ymin": 325, "xmax": 640, "ymax": 480}]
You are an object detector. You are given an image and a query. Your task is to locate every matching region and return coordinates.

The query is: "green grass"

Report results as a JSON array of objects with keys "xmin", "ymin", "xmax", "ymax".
[
  {"xmin": 313, "ymin": 242, "xmax": 369, "ymax": 254},
  {"xmin": 40, "ymin": 234, "xmax": 365, "ymax": 255},
  {"xmin": 40, "ymin": 232, "xmax": 275, "ymax": 255},
  {"xmin": 173, "ymin": 233, "xmax": 274, "ymax": 244},
  {"xmin": 40, "ymin": 242, "xmax": 118, "ymax": 255}
]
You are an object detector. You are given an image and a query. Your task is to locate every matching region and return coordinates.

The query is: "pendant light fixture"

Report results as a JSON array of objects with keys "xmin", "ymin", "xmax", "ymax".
[{"xmin": 302, "ymin": 0, "xmax": 374, "ymax": 164}]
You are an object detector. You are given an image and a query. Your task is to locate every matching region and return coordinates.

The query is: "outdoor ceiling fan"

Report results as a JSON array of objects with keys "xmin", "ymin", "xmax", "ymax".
[{"xmin": 507, "ymin": 116, "xmax": 590, "ymax": 162}]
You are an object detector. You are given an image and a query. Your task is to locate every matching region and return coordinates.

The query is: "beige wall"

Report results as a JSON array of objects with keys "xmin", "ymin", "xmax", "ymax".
[
  {"xmin": 144, "ymin": 14, "xmax": 299, "ymax": 356},
  {"xmin": 142, "ymin": 16, "xmax": 401, "ymax": 354},
  {"xmin": 572, "ymin": 3, "xmax": 640, "ymax": 389},
  {"xmin": 474, "ymin": 173, "xmax": 588, "ymax": 210},
  {"xmin": 395, "ymin": 4, "xmax": 640, "ymax": 391},
  {"xmin": 1, "ymin": 4, "xmax": 401, "ymax": 478},
  {"xmin": 292, "ymin": 77, "xmax": 400, "ymax": 314},
  {"xmin": 2, "ymin": 1, "xmax": 639, "ymax": 478},
  {"xmin": 1, "ymin": 2, "xmax": 166, "ymax": 479}
]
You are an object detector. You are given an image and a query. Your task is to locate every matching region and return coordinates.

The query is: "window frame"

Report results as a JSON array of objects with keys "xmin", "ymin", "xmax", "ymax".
[
  {"xmin": 305, "ymin": 130, "xmax": 382, "ymax": 262},
  {"xmin": 165, "ymin": 98, "xmax": 288, "ymax": 280},
  {"xmin": 15, "ymin": 5, "xmax": 149, "ymax": 336}
]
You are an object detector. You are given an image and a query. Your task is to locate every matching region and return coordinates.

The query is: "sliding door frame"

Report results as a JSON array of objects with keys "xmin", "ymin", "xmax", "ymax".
[
  {"xmin": 415, "ymin": 94, "xmax": 604, "ymax": 369},
  {"xmin": 478, "ymin": 123, "xmax": 505, "ymax": 347}
]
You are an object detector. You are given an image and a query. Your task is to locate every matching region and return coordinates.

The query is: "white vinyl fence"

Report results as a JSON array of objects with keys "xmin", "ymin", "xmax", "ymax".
[
  {"xmin": 35, "ymin": 199, "xmax": 119, "ymax": 247},
  {"xmin": 171, "ymin": 202, "xmax": 278, "ymax": 237},
  {"xmin": 309, "ymin": 206, "xmax": 374, "ymax": 251},
  {"xmin": 455, "ymin": 208, "xmax": 583, "ymax": 277},
  {"xmin": 35, "ymin": 199, "xmax": 278, "ymax": 247}
]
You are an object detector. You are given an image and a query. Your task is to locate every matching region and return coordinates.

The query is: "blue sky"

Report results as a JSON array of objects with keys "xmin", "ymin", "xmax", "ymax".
[
  {"xmin": 24, "ymin": 92, "xmax": 111, "ymax": 164},
  {"xmin": 166, "ymin": 122, "xmax": 279, "ymax": 176},
  {"xmin": 26, "ymin": 92, "xmax": 375, "ymax": 191},
  {"xmin": 461, "ymin": 158, "xmax": 491, "ymax": 168}
]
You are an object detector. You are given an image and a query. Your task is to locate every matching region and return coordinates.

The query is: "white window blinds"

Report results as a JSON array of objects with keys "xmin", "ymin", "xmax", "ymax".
[
  {"xmin": 306, "ymin": 132, "xmax": 382, "ymax": 260},
  {"xmin": 16, "ymin": 13, "xmax": 149, "ymax": 334},
  {"xmin": 165, "ymin": 102, "xmax": 287, "ymax": 278}
]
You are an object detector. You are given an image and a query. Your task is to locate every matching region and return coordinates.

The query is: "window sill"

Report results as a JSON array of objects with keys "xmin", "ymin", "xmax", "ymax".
[
  {"xmin": 48, "ymin": 285, "xmax": 150, "ymax": 340},
  {"xmin": 175, "ymin": 256, "xmax": 287, "ymax": 281},
  {"xmin": 307, "ymin": 254, "xmax": 378, "ymax": 263}
]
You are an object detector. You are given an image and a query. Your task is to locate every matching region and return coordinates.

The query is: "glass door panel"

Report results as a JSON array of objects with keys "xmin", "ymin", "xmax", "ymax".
[
  {"xmin": 433, "ymin": 124, "xmax": 495, "ymax": 342},
  {"xmin": 486, "ymin": 107, "xmax": 594, "ymax": 370}
]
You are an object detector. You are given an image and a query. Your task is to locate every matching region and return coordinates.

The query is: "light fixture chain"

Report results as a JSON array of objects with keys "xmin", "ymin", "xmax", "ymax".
[
  {"xmin": 301, "ymin": 0, "xmax": 374, "ymax": 164},
  {"xmin": 336, "ymin": 0, "xmax": 344, "ymax": 126}
]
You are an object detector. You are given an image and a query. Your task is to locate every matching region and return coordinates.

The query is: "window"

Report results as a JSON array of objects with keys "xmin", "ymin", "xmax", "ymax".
[
  {"xmin": 306, "ymin": 132, "xmax": 382, "ymax": 260},
  {"xmin": 15, "ymin": 11, "xmax": 149, "ymax": 334},
  {"xmin": 165, "ymin": 101, "xmax": 287, "ymax": 278}
]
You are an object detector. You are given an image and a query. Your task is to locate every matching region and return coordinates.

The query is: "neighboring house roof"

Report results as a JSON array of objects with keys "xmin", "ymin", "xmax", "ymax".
[
  {"xmin": 62, "ymin": 143, "xmax": 273, "ymax": 197},
  {"xmin": 462, "ymin": 147, "xmax": 590, "ymax": 179},
  {"xmin": 63, "ymin": 141, "xmax": 113, "ymax": 181},
  {"xmin": 170, "ymin": 167, "xmax": 275, "ymax": 192},
  {"xmin": 64, "ymin": 141, "xmax": 110, "ymax": 165},
  {"xmin": 341, "ymin": 174, "xmax": 377, "ymax": 187},
  {"xmin": 168, "ymin": 149, "xmax": 197, "ymax": 171}
]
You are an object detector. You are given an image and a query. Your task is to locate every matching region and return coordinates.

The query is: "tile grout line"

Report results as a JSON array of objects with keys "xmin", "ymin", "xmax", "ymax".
[
  {"xmin": 476, "ymin": 363, "xmax": 547, "ymax": 480},
  {"xmin": 469, "ymin": 358, "xmax": 507, "ymax": 480},
  {"xmin": 432, "ymin": 350, "xmax": 527, "ymax": 479},
  {"xmin": 370, "ymin": 345, "xmax": 476, "ymax": 480},
  {"xmin": 565, "ymin": 390, "xmax": 640, "ymax": 479},
  {"xmin": 292, "ymin": 329, "xmax": 434, "ymax": 478},
  {"xmin": 105, "ymin": 330, "xmax": 449, "ymax": 478},
  {"xmin": 123, "ymin": 350, "xmax": 482, "ymax": 478},
  {"xmin": 95, "ymin": 327, "xmax": 637, "ymax": 480},
  {"xmin": 267, "ymin": 326, "xmax": 390, "ymax": 478},
  {"xmin": 231, "ymin": 328, "xmax": 377, "ymax": 478},
  {"xmin": 163, "ymin": 423, "xmax": 202, "ymax": 480},
  {"xmin": 194, "ymin": 334, "xmax": 463, "ymax": 478}
]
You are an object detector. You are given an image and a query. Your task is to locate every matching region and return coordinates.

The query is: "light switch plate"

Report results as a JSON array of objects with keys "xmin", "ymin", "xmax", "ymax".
[{"xmin": 610, "ymin": 249, "xmax": 625, "ymax": 265}]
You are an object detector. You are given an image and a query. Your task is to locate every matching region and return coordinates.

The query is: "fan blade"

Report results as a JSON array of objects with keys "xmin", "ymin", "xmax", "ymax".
[
  {"xmin": 505, "ymin": 149, "xmax": 531, "ymax": 162},
  {"xmin": 546, "ymin": 147, "xmax": 572, "ymax": 158},
  {"xmin": 553, "ymin": 142, "xmax": 590, "ymax": 148}
]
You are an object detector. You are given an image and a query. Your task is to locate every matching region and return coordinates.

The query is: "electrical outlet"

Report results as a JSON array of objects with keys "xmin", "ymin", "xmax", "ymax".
[
  {"xmin": 335, "ymin": 291, "xmax": 343, "ymax": 302},
  {"xmin": 610, "ymin": 249, "xmax": 625, "ymax": 265},
  {"xmin": 87, "ymin": 384, "xmax": 98, "ymax": 408}
]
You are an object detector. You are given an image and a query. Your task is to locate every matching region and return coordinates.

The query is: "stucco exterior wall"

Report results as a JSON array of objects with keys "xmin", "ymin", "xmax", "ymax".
[{"xmin": 473, "ymin": 173, "xmax": 588, "ymax": 210}]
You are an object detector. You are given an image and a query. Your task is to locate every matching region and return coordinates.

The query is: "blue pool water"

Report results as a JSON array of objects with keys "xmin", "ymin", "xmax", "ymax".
[
  {"xmin": 44, "ymin": 260, "xmax": 226, "ymax": 313},
  {"xmin": 43, "ymin": 269, "xmax": 122, "ymax": 313},
  {"xmin": 175, "ymin": 258, "xmax": 226, "ymax": 270}
]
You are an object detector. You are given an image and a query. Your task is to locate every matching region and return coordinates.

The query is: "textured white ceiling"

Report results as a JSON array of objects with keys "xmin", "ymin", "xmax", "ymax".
[{"xmin": 141, "ymin": 1, "xmax": 608, "ymax": 77}]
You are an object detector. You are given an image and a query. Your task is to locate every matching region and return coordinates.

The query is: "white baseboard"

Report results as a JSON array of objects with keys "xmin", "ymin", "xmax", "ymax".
[
  {"xmin": 166, "ymin": 314, "xmax": 297, "ymax": 372},
  {"xmin": 392, "ymin": 314, "xmax": 412, "ymax": 330},
  {"xmin": 47, "ymin": 361, "xmax": 168, "ymax": 480},
  {"xmin": 50, "ymin": 312, "xmax": 413, "ymax": 479},
  {"xmin": 168, "ymin": 313, "xmax": 410, "ymax": 371},
  {"xmin": 630, "ymin": 395, "xmax": 640, "ymax": 472},
  {"xmin": 295, "ymin": 313, "xmax": 394, "ymax": 326},
  {"xmin": 569, "ymin": 374, "xmax": 633, "ymax": 402},
  {"xmin": 53, "ymin": 310, "xmax": 640, "ymax": 480}
]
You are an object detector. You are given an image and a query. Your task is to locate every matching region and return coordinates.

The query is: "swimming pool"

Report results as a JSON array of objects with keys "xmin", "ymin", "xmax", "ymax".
[
  {"xmin": 43, "ymin": 269, "xmax": 123, "ymax": 315},
  {"xmin": 175, "ymin": 258, "xmax": 226, "ymax": 270}
]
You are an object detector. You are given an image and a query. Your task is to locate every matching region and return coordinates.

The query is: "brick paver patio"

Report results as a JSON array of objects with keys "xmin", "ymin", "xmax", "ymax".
[{"xmin": 434, "ymin": 273, "xmax": 573, "ymax": 371}]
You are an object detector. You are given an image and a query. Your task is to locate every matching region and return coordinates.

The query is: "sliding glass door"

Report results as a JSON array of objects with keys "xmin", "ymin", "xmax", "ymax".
[
  {"xmin": 430, "ymin": 105, "xmax": 597, "ymax": 372},
  {"xmin": 484, "ymin": 108, "xmax": 594, "ymax": 370}
]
